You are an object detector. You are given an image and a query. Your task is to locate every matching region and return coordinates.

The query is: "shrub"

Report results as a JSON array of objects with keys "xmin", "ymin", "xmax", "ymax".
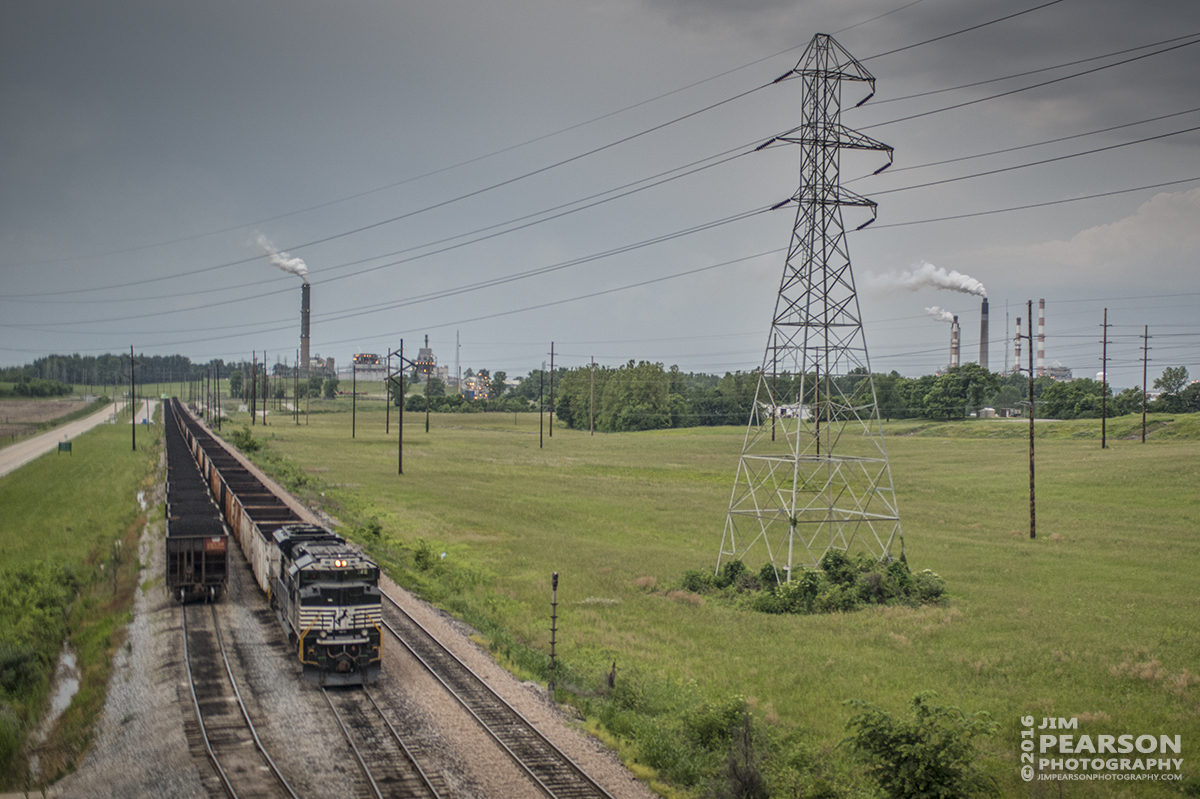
[
  {"xmin": 681, "ymin": 569, "xmax": 716, "ymax": 593},
  {"xmin": 716, "ymin": 559, "xmax": 747, "ymax": 589},
  {"xmin": 686, "ymin": 695, "xmax": 747, "ymax": 749},
  {"xmin": 819, "ymin": 550, "xmax": 857, "ymax": 587},
  {"xmin": 911, "ymin": 569, "xmax": 946, "ymax": 603},
  {"xmin": 228, "ymin": 426, "xmax": 261, "ymax": 453},
  {"xmin": 845, "ymin": 691, "xmax": 998, "ymax": 799},
  {"xmin": 757, "ymin": 562, "xmax": 781, "ymax": 591}
]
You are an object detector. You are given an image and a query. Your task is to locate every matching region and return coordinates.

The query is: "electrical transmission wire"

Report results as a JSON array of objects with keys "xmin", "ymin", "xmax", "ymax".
[
  {"xmin": 2, "ymin": 0, "xmax": 1082, "ymax": 286},
  {"xmin": 860, "ymin": 37, "xmax": 1200, "ymax": 130}
]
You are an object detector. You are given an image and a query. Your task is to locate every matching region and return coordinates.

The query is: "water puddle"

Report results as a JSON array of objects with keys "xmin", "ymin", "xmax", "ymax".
[{"xmin": 28, "ymin": 644, "xmax": 81, "ymax": 780}]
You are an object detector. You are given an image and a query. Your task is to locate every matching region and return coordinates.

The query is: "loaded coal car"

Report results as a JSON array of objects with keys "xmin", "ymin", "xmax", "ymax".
[
  {"xmin": 270, "ymin": 523, "xmax": 382, "ymax": 685},
  {"xmin": 164, "ymin": 400, "xmax": 228, "ymax": 602}
]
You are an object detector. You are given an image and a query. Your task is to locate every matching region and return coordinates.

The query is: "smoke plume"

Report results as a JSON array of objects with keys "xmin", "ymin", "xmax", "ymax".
[
  {"xmin": 871, "ymin": 261, "xmax": 986, "ymax": 298},
  {"xmin": 257, "ymin": 234, "xmax": 308, "ymax": 281},
  {"xmin": 925, "ymin": 306, "xmax": 955, "ymax": 323}
]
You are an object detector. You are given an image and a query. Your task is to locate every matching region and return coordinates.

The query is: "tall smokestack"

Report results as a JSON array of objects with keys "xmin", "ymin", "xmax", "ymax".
[
  {"xmin": 1037, "ymin": 299, "xmax": 1045, "ymax": 377},
  {"xmin": 301, "ymin": 282, "xmax": 311, "ymax": 379},
  {"xmin": 950, "ymin": 316, "xmax": 960, "ymax": 369},
  {"xmin": 1015, "ymin": 317, "xmax": 1022, "ymax": 370},
  {"xmin": 979, "ymin": 298, "xmax": 989, "ymax": 371}
]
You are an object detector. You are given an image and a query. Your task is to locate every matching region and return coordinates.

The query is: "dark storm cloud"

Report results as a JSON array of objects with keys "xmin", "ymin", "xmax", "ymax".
[{"xmin": 1, "ymin": 0, "xmax": 1197, "ymax": 384}]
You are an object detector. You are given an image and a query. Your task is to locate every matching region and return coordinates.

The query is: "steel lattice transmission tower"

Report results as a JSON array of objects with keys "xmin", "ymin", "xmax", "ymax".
[{"xmin": 719, "ymin": 34, "xmax": 903, "ymax": 580}]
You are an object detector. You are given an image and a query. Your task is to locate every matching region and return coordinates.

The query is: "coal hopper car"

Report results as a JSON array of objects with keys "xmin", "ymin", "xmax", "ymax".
[{"xmin": 164, "ymin": 400, "xmax": 228, "ymax": 602}]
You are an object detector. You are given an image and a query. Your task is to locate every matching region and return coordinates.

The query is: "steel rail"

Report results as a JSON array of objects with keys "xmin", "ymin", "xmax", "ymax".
[
  {"xmin": 380, "ymin": 593, "xmax": 615, "ymax": 799},
  {"xmin": 181, "ymin": 604, "xmax": 300, "ymax": 799},
  {"xmin": 363, "ymin": 686, "xmax": 442, "ymax": 799},
  {"xmin": 321, "ymin": 688, "xmax": 385, "ymax": 799}
]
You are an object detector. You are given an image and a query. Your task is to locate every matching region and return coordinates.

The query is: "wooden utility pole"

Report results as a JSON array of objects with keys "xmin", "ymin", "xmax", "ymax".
[
  {"xmin": 352, "ymin": 362, "xmax": 357, "ymax": 439},
  {"xmin": 1141, "ymin": 326, "xmax": 1150, "ymax": 443},
  {"xmin": 251, "ymin": 352, "xmax": 257, "ymax": 426},
  {"xmin": 1100, "ymin": 308, "xmax": 1109, "ymax": 449},
  {"xmin": 388, "ymin": 342, "xmax": 415, "ymax": 475},
  {"xmin": 590, "ymin": 357, "xmax": 595, "ymax": 436},
  {"xmin": 549, "ymin": 342, "xmax": 555, "ymax": 438},
  {"xmin": 1027, "ymin": 303, "xmax": 1035, "ymax": 539}
]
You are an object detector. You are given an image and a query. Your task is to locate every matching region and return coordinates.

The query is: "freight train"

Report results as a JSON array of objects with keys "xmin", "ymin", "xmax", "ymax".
[{"xmin": 164, "ymin": 398, "xmax": 381, "ymax": 685}]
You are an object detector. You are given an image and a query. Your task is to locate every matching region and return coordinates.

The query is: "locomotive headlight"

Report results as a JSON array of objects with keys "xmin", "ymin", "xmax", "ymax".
[
  {"xmin": 360, "ymin": 629, "xmax": 368, "ymax": 637},
  {"xmin": 319, "ymin": 630, "xmax": 327, "ymax": 639}
]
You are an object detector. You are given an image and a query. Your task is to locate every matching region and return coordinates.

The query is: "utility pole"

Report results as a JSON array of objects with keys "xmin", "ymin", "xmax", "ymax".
[
  {"xmin": 1100, "ymin": 308, "xmax": 1110, "ymax": 449},
  {"xmin": 1028, "ymin": 303, "xmax": 1036, "ymax": 540},
  {"xmin": 251, "ymin": 352, "xmax": 257, "ymax": 426},
  {"xmin": 125, "ymin": 346, "xmax": 141, "ymax": 451},
  {"xmin": 549, "ymin": 342, "xmax": 555, "ymax": 438},
  {"xmin": 590, "ymin": 357, "xmax": 595, "ymax": 436},
  {"xmin": 539, "ymin": 366, "xmax": 545, "ymax": 450},
  {"xmin": 388, "ymin": 342, "xmax": 416, "ymax": 475},
  {"xmin": 263, "ymin": 351, "xmax": 269, "ymax": 426},
  {"xmin": 1142, "ymin": 326, "xmax": 1151, "ymax": 443},
  {"xmin": 352, "ymin": 361, "xmax": 357, "ymax": 439}
]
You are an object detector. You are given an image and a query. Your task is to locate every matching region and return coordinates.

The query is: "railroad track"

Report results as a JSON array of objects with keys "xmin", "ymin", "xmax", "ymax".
[
  {"xmin": 181, "ymin": 603, "xmax": 300, "ymax": 799},
  {"xmin": 380, "ymin": 594, "xmax": 616, "ymax": 799},
  {"xmin": 322, "ymin": 686, "xmax": 443, "ymax": 799}
]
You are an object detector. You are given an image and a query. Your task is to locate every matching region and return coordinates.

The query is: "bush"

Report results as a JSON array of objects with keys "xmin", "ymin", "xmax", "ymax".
[
  {"xmin": 716, "ymin": 559, "xmax": 747, "ymax": 590},
  {"xmin": 845, "ymin": 691, "xmax": 999, "ymax": 799},
  {"xmin": 911, "ymin": 569, "xmax": 946, "ymax": 603},
  {"xmin": 228, "ymin": 426, "xmax": 261, "ymax": 453},
  {"xmin": 681, "ymin": 569, "xmax": 716, "ymax": 593},
  {"xmin": 819, "ymin": 550, "xmax": 857, "ymax": 587}
]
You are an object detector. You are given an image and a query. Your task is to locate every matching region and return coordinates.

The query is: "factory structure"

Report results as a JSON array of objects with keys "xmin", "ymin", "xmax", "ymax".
[{"xmin": 941, "ymin": 297, "xmax": 1072, "ymax": 381}]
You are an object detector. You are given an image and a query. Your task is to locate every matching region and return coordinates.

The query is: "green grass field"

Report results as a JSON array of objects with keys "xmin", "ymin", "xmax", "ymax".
[
  {"xmin": 219, "ymin": 402, "xmax": 1198, "ymax": 797},
  {"xmin": 0, "ymin": 413, "xmax": 160, "ymax": 789}
]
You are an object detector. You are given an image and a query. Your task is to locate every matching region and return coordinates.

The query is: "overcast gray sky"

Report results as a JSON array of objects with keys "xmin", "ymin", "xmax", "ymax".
[{"xmin": 3, "ymin": 0, "xmax": 1198, "ymax": 388}]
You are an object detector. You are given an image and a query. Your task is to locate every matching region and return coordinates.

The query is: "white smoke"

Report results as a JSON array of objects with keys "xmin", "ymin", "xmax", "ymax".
[
  {"xmin": 257, "ymin": 234, "xmax": 308, "ymax": 280},
  {"xmin": 925, "ymin": 306, "xmax": 955, "ymax": 323},
  {"xmin": 871, "ymin": 261, "xmax": 986, "ymax": 298}
]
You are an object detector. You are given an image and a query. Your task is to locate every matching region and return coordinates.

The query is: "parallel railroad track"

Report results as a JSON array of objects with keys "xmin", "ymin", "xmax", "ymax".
[
  {"xmin": 322, "ymin": 686, "xmax": 444, "ymax": 799},
  {"xmin": 181, "ymin": 603, "xmax": 300, "ymax": 799},
  {"xmin": 380, "ymin": 594, "xmax": 616, "ymax": 799}
]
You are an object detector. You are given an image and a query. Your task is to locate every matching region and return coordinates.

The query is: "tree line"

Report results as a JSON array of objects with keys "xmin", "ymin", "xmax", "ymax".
[{"xmin": 5, "ymin": 352, "xmax": 1195, "ymax": 429}]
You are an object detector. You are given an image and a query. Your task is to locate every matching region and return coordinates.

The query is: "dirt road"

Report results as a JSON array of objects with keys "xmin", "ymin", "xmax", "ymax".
[{"xmin": 0, "ymin": 400, "xmax": 155, "ymax": 480}]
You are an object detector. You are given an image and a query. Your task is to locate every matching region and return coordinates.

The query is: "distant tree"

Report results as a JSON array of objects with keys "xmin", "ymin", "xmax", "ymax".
[
  {"xmin": 426, "ymin": 376, "xmax": 447, "ymax": 397},
  {"xmin": 1153, "ymin": 366, "xmax": 1189, "ymax": 396},
  {"xmin": 308, "ymin": 374, "xmax": 323, "ymax": 395},
  {"xmin": 1180, "ymin": 382, "xmax": 1200, "ymax": 413},
  {"xmin": 1039, "ymin": 378, "xmax": 1112, "ymax": 419},
  {"xmin": 1112, "ymin": 386, "xmax": 1145, "ymax": 416},
  {"xmin": 323, "ymin": 376, "xmax": 339, "ymax": 399},
  {"xmin": 489, "ymin": 370, "xmax": 507, "ymax": 399},
  {"xmin": 228, "ymin": 370, "xmax": 243, "ymax": 399},
  {"xmin": 922, "ymin": 365, "xmax": 999, "ymax": 420}
]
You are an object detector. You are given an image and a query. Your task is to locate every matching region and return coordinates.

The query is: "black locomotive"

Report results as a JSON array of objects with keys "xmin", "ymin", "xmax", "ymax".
[{"xmin": 271, "ymin": 524, "xmax": 382, "ymax": 685}]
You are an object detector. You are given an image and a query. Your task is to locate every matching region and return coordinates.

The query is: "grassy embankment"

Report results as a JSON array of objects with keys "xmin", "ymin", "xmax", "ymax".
[
  {"xmin": 219, "ymin": 401, "xmax": 1200, "ymax": 798},
  {"xmin": 0, "ymin": 402, "xmax": 160, "ymax": 790}
]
